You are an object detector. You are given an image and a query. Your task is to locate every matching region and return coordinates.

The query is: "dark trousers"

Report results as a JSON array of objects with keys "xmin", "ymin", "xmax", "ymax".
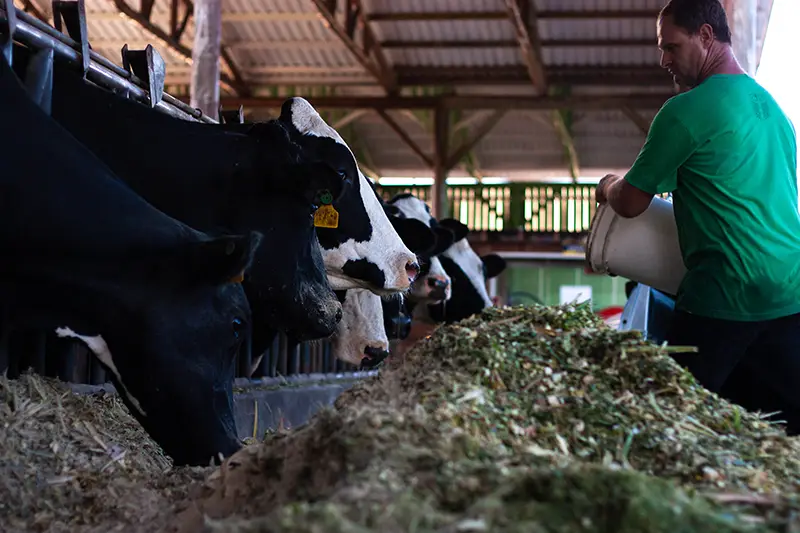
[{"xmin": 666, "ymin": 310, "xmax": 800, "ymax": 435}]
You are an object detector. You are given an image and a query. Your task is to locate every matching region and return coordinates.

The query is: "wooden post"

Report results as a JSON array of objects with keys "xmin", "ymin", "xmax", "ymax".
[
  {"xmin": 190, "ymin": 0, "xmax": 221, "ymax": 116},
  {"xmin": 724, "ymin": 0, "xmax": 758, "ymax": 75},
  {"xmin": 432, "ymin": 107, "xmax": 450, "ymax": 219}
]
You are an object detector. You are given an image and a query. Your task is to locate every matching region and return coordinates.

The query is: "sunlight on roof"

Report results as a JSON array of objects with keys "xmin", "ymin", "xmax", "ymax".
[{"xmin": 755, "ymin": 0, "xmax": 799, "ymax": 173}]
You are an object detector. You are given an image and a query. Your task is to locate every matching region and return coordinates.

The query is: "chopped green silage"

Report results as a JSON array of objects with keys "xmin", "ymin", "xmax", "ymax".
[{"xmin": 172, "ymin": 303, "xmax": 800, "ymax": 533}]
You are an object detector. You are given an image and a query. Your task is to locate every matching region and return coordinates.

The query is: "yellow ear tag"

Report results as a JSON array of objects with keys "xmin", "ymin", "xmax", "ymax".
[
  {"xmin": 314, "ymin": 205, "xmax": 339, "ymax": 228},
  {"xmin": 229, "ymin": 272, "xmax": 245, "ymax": 283}
]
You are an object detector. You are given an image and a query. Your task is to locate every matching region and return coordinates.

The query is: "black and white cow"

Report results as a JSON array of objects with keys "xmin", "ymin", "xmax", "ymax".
[
  {"xmin": 291, "ymin": 211, "xmax": 438, "ymax": 369},
  {"xmin": 1, "ymin": 53, "xmax": 260, "ymax": 466},
  {"xmin": 381, "ymin": 194, "xmax": 508, "ymax": 331},
  {"xmin": 426, "ymin": 218, "xmax": 507, "ymax": 324},
  {"xmin": 14, "ymin": 45, "xmax": 349, "ymax": 358},
  {"xmin": 387, "ymin": 193, "xmax": 455, "ymax": 304},
  {"xmin": 276, "ymin": 98, "xmax": 421, "ymax": 295}
]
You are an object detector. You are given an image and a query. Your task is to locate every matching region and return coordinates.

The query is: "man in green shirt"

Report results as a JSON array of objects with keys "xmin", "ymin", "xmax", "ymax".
[{"xmin": 596, "ymin": 0, "xmax": 800, "ymax": 434}]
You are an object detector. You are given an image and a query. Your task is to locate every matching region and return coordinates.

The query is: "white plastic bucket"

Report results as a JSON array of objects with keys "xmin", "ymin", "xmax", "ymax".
[{"xmin": 586, "ymin": 196, "xmax": 687, "ymax": 295}]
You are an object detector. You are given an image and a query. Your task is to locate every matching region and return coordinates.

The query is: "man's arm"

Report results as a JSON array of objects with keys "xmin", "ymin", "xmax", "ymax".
[
  {"xmin": 596, "ymin": 102, "xmax": 697, "ymax": 217},
  {"xmin": 597, "ymin": 174, "xmax": 655, "ymax": 218}
]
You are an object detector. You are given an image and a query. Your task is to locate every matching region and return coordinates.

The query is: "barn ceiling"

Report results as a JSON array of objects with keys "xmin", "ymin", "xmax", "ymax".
[{"xmin": 12, "ymin": 0, "xmax": 775, "ymax": 181}]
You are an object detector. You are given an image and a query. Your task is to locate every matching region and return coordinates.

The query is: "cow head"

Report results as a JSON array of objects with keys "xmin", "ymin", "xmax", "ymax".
[
  {"xmin": 278, "ymin": 97, "xmax": 419, "ymax": 295},
  {"xmin": 427, "ymin": 218, "xmax": 507, "ymax": 323},
  {"xmin": 1, "ymin": 49, "xmax": 266, "ymax": 467},
  {"xmin": 386, "ymin": 193, "xmax": 455, "ymax": 304},
  {"xmin": 330, "ymin": 289, "xmax": 390, "ymax": 369},
  {"xmin": 221, "ymin": 125, "xmax": 350, "ymax": 346}
]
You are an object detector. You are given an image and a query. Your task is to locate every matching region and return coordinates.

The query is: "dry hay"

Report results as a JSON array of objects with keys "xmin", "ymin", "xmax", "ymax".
[
  {"xmin": 169, "ymin": 303, "xmax": 800, "ymax": 533},
  {"xmin": 0, "ymin": 372, "xmax": 213, "ymax": 533}
]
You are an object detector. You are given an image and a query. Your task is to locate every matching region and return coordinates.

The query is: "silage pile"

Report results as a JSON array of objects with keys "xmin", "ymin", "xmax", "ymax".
[
  {"xmin": 171, "ymin": 303, "xmax": 800, "ymax": 533},
  {"xmin": 0, "ymin": 373, "xmax": 211, "ymax": 533}
]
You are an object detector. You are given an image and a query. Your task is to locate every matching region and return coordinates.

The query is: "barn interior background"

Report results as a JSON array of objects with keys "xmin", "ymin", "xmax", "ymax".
[{"xmin": 4, "ymin": 0, "xmax": 779, "ymax": 385}]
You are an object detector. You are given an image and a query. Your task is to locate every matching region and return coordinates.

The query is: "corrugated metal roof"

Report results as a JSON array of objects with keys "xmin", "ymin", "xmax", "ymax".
[
  {"xmin": 10, "ymin": 0, "xmax": 773, "ymax": 179},
  {"xmin": 388, "ymin": 48, "xmax": 521, "ymax": 68},
  {"xmin": 534, "ymin": 0, "xmax": 665, "ymax": 10},
  {"xmin": 364, "ymin": 0, "xmax": 506, "ymax": 14}
]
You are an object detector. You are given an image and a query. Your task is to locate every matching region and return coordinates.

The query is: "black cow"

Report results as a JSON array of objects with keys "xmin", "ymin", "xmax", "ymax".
[
  {"xmin": 12, "ymin": 44, "xmax": 348, "ymax": 357},
  {"xmin": 1, "ymin": 53, "xmax": 261, "ymax": 466},
  {"xmin": 233, "ymin": 99, "xmax": 422, "ymax": 296}
]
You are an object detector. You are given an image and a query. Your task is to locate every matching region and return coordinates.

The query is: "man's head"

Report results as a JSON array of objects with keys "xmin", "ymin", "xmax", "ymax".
[{"xmin": 657, "ymin": 0, "xmax": 732, "ymax": 88}]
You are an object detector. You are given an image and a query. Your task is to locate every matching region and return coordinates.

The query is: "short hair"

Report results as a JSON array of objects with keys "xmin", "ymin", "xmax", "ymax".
[{"xmin": 659, "ymin": 0, "xmax": 732, "ymax": 44}]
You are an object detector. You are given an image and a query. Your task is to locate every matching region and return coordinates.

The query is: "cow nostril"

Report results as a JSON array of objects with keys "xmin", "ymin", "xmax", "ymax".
[
  {"xmin": 427, "ymin": 278, "xmax": 447, "ymax": 289},
  {"xmin": 405, "ymin": 261, "xmax": 420, "ymax": 281}
]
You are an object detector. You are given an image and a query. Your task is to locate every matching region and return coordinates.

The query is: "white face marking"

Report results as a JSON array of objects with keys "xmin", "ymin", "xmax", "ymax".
[
  {"xmin": 54, "ymin": 327, "xmax": 147, "ymax": 417},
  {"xmin": 390, "ymin": 196, "xmax": 431, "ymax": 225},
  {"xmin": 289, "ymin": 98, "xmax": 417, "ymax": 295},
  {"xmin": 330, "ymin": 289, "xmax": 389, "ymax": 366},
  {"xmin": 442, "ymin": 239, "xmax": 494, "ymax": 308},
  {"xmin": 389, "ymin": 195, "xmax": 452, "ymax": 303},
  {"xmin": 409, "ymin": 255, "xmax": 452, "ymax": 303}
]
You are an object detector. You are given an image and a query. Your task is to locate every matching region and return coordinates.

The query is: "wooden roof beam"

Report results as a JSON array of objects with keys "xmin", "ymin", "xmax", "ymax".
[
  {"xmin": 395, "ymin": 65, "xmax": 673, "ymax": 86},
  {"xmin": 621, "ymin": 105, "xmax": 652, "ymax": 136},
  {"xmin": 218, "ymin": 93, "xmax": 671, "ymax": 111},
  {"xmin": 445, "ymin": 110, "xmax": 506, "ymax": 170},
  {"xmin": 366, "ymin": 10, "xmax": 660, "ymax": 22},
  {"xmin": 503, "ymin": 0, "xmax": 547, "ymax": 94},
  {"xmin": 537, "ymin": 10, "xmax": 660, "ymax": 19},
  {"xmin": 311, "ymin": 0, "xmax": 396, "ymax": 93},
  {"xmin": 381, "ymin": 38, "xmax": 655, "ymax": 48},
  {"xmin": 375, "ymin": 109, "xmax": 433, "ymax": 168}
]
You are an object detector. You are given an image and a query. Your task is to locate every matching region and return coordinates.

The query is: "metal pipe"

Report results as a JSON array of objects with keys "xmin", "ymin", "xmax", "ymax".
[{"xmin": 0, "ymin": 7, "xmax": 217, "ymax": 123}]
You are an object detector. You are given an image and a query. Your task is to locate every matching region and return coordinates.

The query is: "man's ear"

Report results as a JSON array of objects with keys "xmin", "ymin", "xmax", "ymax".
[
  {"xmin": 182, "ymin": 231, "xmax": 263, "ymax": 286},
  {"xmin": 437, "ymin": 218, "xmax": 469, "ymax": 242}
]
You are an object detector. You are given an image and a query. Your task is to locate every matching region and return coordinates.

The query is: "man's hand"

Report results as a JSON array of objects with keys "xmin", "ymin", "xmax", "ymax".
[{"xmin": 595, "ymin": 174, "xmax": 622, "ymax": 204}]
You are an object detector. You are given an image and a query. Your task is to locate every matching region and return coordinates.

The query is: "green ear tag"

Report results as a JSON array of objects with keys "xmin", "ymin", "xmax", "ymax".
[{"xmin": 314, "ymin": 189, "xmax": 339, "ymax": 229}]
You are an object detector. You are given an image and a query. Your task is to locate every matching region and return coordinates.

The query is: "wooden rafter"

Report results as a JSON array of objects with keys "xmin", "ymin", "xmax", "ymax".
[
  {"xmin": 503, "ymin": 0, "xmax": 546, "ymax": 93},
  {"xmin": 310, "ymin": 0, "xmax": 396, "ymax": 93},
  {"xmin": 621, "ymin": 105, "xmax": 652, "ymax": 136},
  {"xmin": 375, "ymin": 109, "xmax": 433, "ymax": 168},
  {"xmin": 380, "ymin": 38, "xmax": 655, "ymax": 48},
  {"xmin": 445, "ymin": 110, "xmax": 506, "ymax": 170},
  {"xmin": 217, "ymin": 93, "xmax": 671, "ymax": 110},
  {"xmin": 395, "ymin": 65, "xmax": 672, "ymax": 87},
  {"xmin": 552, "ymin": 109, "xmax": 580, "ymax": 181},
  {"xmin": 108, "ymin": 0, "xmax": 249, "ymax": 95},
  {"xmin": 366, "ymin": 10, "xmax": 659, "ymax": 22},
  {"xmin": 17, "ymin": 0, "xmax": 48, "ymax": 23}
]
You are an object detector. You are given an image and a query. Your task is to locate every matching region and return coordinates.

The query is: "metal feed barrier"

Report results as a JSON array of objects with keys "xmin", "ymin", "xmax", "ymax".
[{"xmin": 0, "ymin": 0, "xmax": 364, "ymax": 385}]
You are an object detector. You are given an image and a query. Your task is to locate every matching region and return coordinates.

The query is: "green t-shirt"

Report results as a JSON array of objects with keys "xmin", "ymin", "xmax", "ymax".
[{"xmin": 625, "ymin": 73, "xmax": 800, "ymax": 322}]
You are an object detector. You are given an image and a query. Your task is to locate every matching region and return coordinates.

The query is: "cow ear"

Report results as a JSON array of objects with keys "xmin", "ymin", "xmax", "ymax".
[
  {"xmin": 481, "ymin": 254, "xmax": 506, "ymax": 279},
  {"xmin": 290, "ymin": 161, "xmax": 348, "ymax": 206},
  {"xmin": 390, "ymin": 217, "xmax": 435, "ymax": 255},
  {"xmin": 437, "ymin": 218, "xmax": 469, "ymax": 242},
  {"xmin": 183, "ymin": 231, "xmax": 263, "ymax": 285},
  {"xmin": 429, "ymin": 226, "xmax": 455, "ymax": 256}
]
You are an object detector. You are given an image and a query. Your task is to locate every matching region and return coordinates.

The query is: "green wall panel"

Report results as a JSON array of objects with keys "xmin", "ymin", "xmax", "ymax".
[{"xmin": 506, "ymin": 264, "xmax": 629, "ymax": 311}]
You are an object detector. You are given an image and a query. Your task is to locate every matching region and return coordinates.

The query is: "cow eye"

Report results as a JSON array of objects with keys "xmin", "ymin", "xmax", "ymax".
[
  {"xmin": 232, "ymin": 317, "xmax": 245, "ymax": 338},
  {"xmin": 338, "ymin": 168, "xmax": 348, "ymax": 179}
]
